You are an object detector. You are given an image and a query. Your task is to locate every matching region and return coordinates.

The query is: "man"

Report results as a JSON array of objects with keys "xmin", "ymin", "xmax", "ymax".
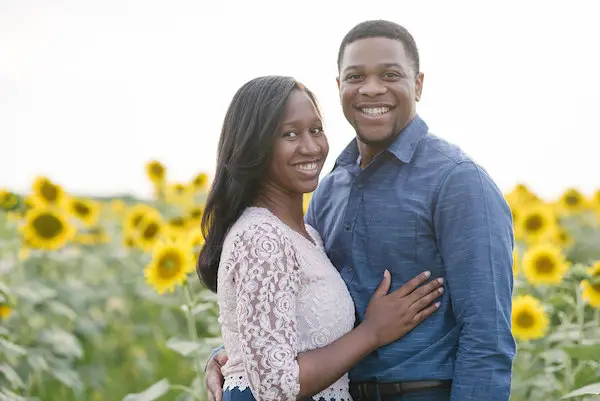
[{"xmin": 205, "ymin": 20, "xmax": 515, "ymax": 401}]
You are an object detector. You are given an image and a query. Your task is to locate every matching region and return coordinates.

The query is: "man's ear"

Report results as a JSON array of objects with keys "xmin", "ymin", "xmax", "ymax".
[
  {"xmin": 415, "ymin": 72, "xmax": 424, "ymax": 102},
  {"xmin": 336, "ymin": 76, "xmax": 341, "ymax": 90}
]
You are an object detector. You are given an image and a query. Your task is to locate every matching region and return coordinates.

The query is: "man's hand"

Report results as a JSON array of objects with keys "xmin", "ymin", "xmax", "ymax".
[{"xmin": 206, "ymin": 349, "xmax": 228, "ymax": 401}]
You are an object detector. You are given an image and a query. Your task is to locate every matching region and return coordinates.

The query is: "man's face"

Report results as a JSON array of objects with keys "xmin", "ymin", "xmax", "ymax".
[{"xmin": 337, "ymin": 37, "xmax": 424, "ymax": 148}]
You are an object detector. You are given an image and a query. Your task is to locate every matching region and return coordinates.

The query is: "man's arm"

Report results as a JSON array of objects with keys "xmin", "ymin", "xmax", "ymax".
[{"xmin": 433, "ymin": 161, "xmax": 516, "ymax": 401}]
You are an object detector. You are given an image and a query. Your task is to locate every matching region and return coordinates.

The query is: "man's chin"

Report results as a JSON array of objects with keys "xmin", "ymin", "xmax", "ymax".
[{"xmin": 356, "ymin": 130, "xmax": 397, "ymax": 148}]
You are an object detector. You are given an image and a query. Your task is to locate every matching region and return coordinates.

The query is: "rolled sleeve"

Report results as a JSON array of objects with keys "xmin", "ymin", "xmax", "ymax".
[{"xmin": 433, "ymin": 161, "xmax": 516, "ymax": 401}]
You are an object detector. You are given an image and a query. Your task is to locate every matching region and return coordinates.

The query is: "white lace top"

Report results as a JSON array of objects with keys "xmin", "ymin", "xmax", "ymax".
[{"xmin": 217, "ymin": 207, "xmax": 355, "ymax": 401}]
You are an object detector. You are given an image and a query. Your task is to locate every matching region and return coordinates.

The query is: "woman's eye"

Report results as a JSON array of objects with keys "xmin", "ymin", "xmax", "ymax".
[
  {"xmin": 282, "ymin": 131, "xmax": 298, "ymax": 138},
  {"xmin": 310, "ymin": 127, "xmax": 324, "ymax": 135}
]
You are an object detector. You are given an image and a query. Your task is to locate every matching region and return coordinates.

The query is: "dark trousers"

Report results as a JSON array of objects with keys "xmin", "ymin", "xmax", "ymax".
[{"xmin": 349, "ymin": 385, "xmax": 451, "ymax": 401}]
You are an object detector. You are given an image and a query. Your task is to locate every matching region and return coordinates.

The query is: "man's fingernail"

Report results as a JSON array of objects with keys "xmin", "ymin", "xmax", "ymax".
[
  {"xmin": 437, "ymin": 278, "xmax": 444, "ymax": 284},
  {"xmin": 424, "ymin": 271, "xmax": 431, "ymax": 278}
]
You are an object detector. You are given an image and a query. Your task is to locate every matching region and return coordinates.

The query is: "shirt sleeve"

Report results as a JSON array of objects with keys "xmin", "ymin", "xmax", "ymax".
[
  {"xmin": 227, "ymin": 221, "xmax": 302, "ymax": 401},
  {"xmin": 433, "ymin": 161, "xmax": 516, "ymax": 401}
]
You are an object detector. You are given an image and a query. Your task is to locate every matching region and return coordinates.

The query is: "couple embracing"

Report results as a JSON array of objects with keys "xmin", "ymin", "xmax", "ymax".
[{"xmin": 196, "ymin": 19, "xmax": 515, "ymax": 401}]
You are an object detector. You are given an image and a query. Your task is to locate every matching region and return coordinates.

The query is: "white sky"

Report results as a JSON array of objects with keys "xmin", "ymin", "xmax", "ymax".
[{"xmin": 1, "ymin": 0, "xmax": 599, "ymax": 200}]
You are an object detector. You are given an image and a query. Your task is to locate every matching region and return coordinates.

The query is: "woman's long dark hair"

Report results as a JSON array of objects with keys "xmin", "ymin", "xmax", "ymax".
[{"xmin": 196, "ymin": 75, "xmax": 320, "ymax": 292}]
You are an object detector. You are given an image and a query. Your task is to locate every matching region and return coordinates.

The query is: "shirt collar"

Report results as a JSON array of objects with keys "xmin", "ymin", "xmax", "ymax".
[{"xmin": 335, "ymin": 114, "xmax": 429, "ymax": 166}]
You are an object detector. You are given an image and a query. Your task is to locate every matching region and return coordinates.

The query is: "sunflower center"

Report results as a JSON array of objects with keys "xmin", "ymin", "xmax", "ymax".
[
  {"xmin": 534, "ymin": 255, "xmax": 556, "ymax": 274},
  {"xmin": 143, "ymin": 222, "xmax": 160, "ymax": 240},
  {"xmin": 157, "ymin": 251, "xmax": 183, "ymax": 279},
  {"xmin": 174, "ymin": 185, "xmax": 185, "ymax": 194},
  {"xmin": 190, "ymin": 209, "xmax": 203, "ymax": 220},
  {"xmin": 74, "ymin": 201, "xmax": 91, "ymax": 216},
  {"xmin": 132, "ymin": 213, "xmax": 144, "ymax": 228},
  {"xmin": 33, "ymin": 213, "xmax": 64, "ymax": 239},
  {"xmin": 40, "ymin": 181, "xmax": 58, "ymax": 202},
  {"xmin": 525, "ymin": 215, "xmax": 543, "ymax": 232},
  {"xmin": 150, "ymin": 164, "xmax": 164, "ymax": 177},
  {"xmin": 516, "ymin": 311, "xmax": 535, "ymax": 328},
  {"xmin": 565, "ymin": 194, "xmax": 581, "ymax": 206},
  {"xmin": 170, "ymin": 217, "xmax": 185, "ymax": 228}
]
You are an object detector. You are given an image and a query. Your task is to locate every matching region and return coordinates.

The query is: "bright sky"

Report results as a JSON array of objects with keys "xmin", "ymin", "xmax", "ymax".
[{"xmin": 1, "ymin": 0, "xmax": 599, "ymax": 200}]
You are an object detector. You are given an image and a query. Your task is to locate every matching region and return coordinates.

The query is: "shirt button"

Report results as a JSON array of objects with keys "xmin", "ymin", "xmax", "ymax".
[{"xmin": 344, "ymin": 222, "xmax": 351, "ymax": 231}]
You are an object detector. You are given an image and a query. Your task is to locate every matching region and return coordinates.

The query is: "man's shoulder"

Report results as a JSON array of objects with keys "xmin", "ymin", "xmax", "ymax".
[{"xmin": 418, "ymin": 132, "xmax": 474, "ymax": 169}]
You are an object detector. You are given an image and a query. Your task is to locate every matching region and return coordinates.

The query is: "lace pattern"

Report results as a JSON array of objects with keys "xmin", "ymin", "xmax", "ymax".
[{"xmin": 217, "ymin": 207, "xmax": 355, "ymax": 401}]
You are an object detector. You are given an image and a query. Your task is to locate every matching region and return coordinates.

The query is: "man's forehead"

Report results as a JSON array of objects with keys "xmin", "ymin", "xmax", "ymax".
[{"xmin": 341, "ymin": 38, "xmax": 409, "ymax": 69}]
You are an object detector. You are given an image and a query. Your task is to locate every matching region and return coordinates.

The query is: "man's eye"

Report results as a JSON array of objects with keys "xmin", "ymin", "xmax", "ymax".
[
  {"xmin": 346, "ymin": 74, "xmax": 362, "ymax": 81},
  {"xmin": 282, "ymin": 132, "xmax": 298, "ymax": 138},
  {"xmin": 383, "ymin": 72, "xmax": 401, "ymax": 79},
  {"xmin": 310, "ymin": 127, "xmax": 324, "ymax": 135}
]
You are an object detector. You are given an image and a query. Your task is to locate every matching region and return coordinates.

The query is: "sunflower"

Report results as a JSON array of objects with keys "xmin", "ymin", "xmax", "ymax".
[
  {"xmin": 110, "ymin": 199, "xmax": 127, "ymax": 214},
  {"xmin": 22, "ymin": 207, "xmax": 75, "ymax": 250},
  {"xmin": 0, "ymin": 189, "xmax": 19, "ymax": 211},
  {"xmin": 163, "ymin": 216, "xmax": 188, "ymax": 240},
  {"xmin": 512, "ymin": 295, "xmax": 549, "ymax": 341},
  {"xmin": 556, "ymin": 188, "xmax": 588, "ymax": 215},
  {"xmin": 144, "ymin": 239, "xmax": 193, "ymax": 294},
  {"xmin": 165, "ymin": 183, "xmax": 192, "ymax": 206},
  {"xmin": 30, "ymin": 176, "xmax": 67, "ymax": 208},
  {"xmin": 191, "ymin": 173, "xmax": 209, "ymax": 191},
  {"xmin": 513, "ymin": 249, "xmax": 519, "ymax": 278},
  {"xmin": 0, "ymin": 305, "xmax": 12, "ymax": 319},
  {"xmin": 145, "ymin": 160, "xmax": 166, "ymax": 184},
  {"xmin": 122, "ymin": 234, "xmax": 136, "ymax": 249},
  {"xmin": 505, "ymin": 183, "xmax": 540, "ymax": 206},
  {"xmin": 124, "ymin": 204, "xmax": 161, "ymax": 233},
  {"xmin": 581, "ymin": 261, "xmax": 600, "ymax": 308},
  {"xmin": 515, "ymin": 205, "xmax": 558, "ymax": 243},
  {"xmin": 522, "ymin": 243, "xmax": 569, "ymax": 285},
  {"xmin": 303, "ymin": 192, "xmax": 312, "ymax": 214},
  {"xmin": 69, "ymin": 198, "xmax": 101, "ymax": 227},
  {"xmin": 135, "ymin": 217, "xmax": 165, "ymax": 252},
  {"xmin": 187, "ymin": 227, "xmax": 205, "ymax": 262},
  {"xmin": 186, "ymin": 205, "xmax": 204, "ymax": 226}
]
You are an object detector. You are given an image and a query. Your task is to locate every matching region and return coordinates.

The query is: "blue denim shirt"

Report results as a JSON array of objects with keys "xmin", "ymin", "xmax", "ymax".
[{"xmin": 305, "ymin": 115, "xmax": 516, "ymax": 401}]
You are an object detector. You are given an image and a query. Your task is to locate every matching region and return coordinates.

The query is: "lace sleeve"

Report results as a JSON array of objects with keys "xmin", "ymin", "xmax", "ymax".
[{"xmin": 228, "ymin": 220, "xmax": 302, "ymax": 401}]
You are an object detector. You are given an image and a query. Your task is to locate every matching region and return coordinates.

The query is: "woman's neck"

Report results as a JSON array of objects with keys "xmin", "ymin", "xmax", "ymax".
[{"xmin": 253, "ymin": 184, "xmax": 305, "ymax": 233}]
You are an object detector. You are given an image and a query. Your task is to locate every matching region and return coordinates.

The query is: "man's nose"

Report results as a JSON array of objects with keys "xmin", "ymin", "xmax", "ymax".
[{"xmin": 358, "ymin": 76, "xmax": 386, "ymax": 97}]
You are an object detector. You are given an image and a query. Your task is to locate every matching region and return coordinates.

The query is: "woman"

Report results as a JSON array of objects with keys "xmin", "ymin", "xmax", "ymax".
[{"xmin": 197, "ymin": 76, "xmax": 443, "ymax": 401}]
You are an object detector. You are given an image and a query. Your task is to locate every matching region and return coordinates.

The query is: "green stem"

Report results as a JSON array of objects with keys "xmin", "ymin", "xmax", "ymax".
[{"xmin": 183, "ymin": 282, "xmax": 203, "ymax": 377}]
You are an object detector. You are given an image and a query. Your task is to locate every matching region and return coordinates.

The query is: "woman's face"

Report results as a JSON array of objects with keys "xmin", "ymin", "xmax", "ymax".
[{"xmin": 265, "ymin": 89, "xmax": 329, "ymax": 195}]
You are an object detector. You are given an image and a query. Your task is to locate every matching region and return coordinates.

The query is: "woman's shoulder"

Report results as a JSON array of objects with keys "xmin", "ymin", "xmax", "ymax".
[{"xmin": 222, "ymin": 207, "xmax": 295, "ymax": 253}]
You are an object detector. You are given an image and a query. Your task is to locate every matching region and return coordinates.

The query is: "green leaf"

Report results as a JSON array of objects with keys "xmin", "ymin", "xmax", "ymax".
[
  {"xmin": 47, "ymin": 300, "xmax": 77, "ymax": 321},
  {"xmin": 573, "ymin": 363, "xmax": 599, "ymax": 389},
  {"xmin": 0, "ymin": 338, "xmax": 27, "ymax": 357},
  {"xmin": 39, "ymin": 328, "xmax": 83, "ymax": 360},
  {"xmin": 50, "ymin": 367, "xmax": 83, "ymax": 392},
  {"xmin": 563, "ymin": 344, "xmax": 600, "ymax": 361},
  {"xmin": 122, "ymin": 379, "xmax": 170, "ymax": 401},
  {"xmin": 26, "ymin": 353, "xmax": 49, "ymax": 372},
  {"xmin": 0, "ymin": 388, "xmax": 28, "ymax": 401},
  {"xmin": 166, "ymin": 338, "xmax": 201, "ymax": 357},
  {"xmin": 0, "ymin": 363, "xmax": 25, "ymax": 389},
  {"xmin": 191, "ymin": 303, "xmax": 214, "ymax": 315},
  {"xmin": 562, "ymin": 382, "xmax": 600, "ymax": 398}
]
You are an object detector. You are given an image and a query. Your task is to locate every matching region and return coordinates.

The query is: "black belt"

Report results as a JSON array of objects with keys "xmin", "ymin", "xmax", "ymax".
[{"xmin": 350, "ymin": 379, "xmax": 451, "ymax": 399}]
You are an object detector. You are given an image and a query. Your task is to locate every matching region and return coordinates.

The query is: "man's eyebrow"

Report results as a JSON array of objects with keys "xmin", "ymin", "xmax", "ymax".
[{"xmin": 342, "ymin": 63, "xmax": 406, "ymax": 73}]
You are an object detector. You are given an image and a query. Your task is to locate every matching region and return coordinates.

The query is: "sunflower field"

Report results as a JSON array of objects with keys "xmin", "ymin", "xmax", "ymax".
[{"xmin": 1, "ymin": 162, "xmax": 600, "ymax": 401}]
